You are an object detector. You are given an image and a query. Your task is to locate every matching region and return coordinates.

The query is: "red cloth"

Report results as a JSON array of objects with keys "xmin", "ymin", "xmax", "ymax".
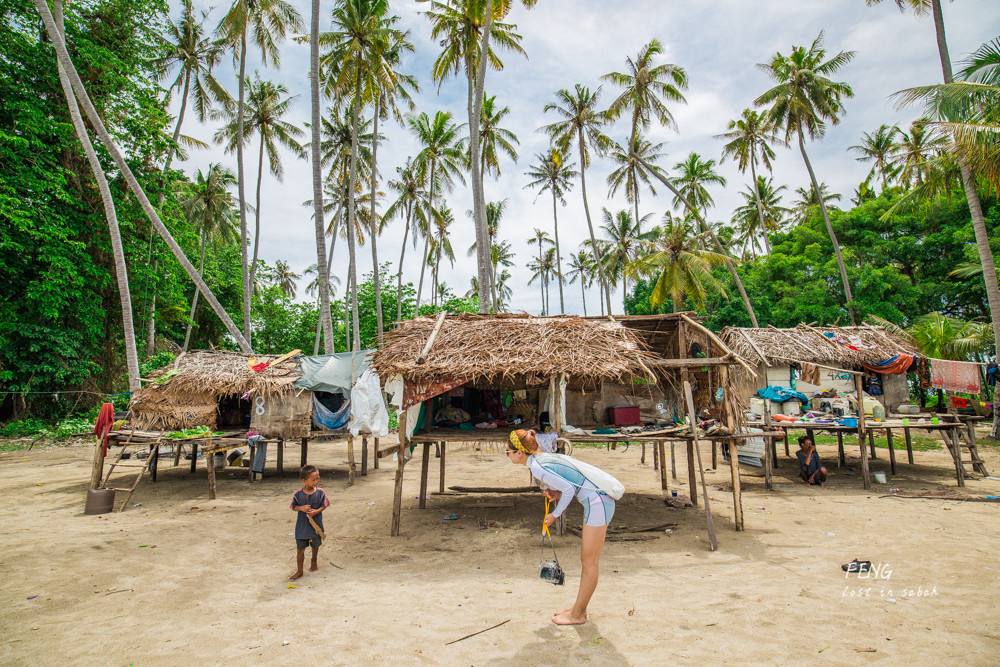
[{"xmin": 92, "ymin": 402, "xmax": 115, "ymax": 455}]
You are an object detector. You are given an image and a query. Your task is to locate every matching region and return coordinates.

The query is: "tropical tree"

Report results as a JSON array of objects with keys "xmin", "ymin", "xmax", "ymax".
[
  {"xmin": 527, "ymin": 227, "xmax": 554, "ymax": 314},
  {"xmin": 542, "ymin": 84, "xmax": 614, "ymax": 314},
  {"xmin": 627, "ymin": 215, "xmax": 729, "ymax": 312},
  {"xmin": 528, "ymin": 247, "xmax": 558, "ymax": 316},
  {"xmin": 755, "ymin": 31, "xmax": 857, "ymax": 323},
  {"xmin": 791, "ymin": 182, "xmax": 842, "ymax": 224},
  {"xmin": 217, "ymin": 0, "xmax": 303, "ymax": 347},
  {"xmin": 849, "ymin": 123, "xmax": 900, "ymax": 191},
  {"xmin": 891, "ymin": 119, "xmax": 948, "ymax": 187},
  {"xmin": 606, "ymin": 136, "xmax": 666, "ymax": 232},
  {"xmin": 178, "ymin": 164, "xmax": 239, "ymax": 352},
  {"xmin": 524, "ymin": 148, "xmax": 576, "ymax": 314},
  {"xmin": 732, "ymin": 177, "xmax": 789, "ymax": 258},
  {"xmin": 671, "ymin": 152, "xmax": 726, "ymax": 218},
  {"xmin": 475, "ymin": 94, "xmax": 520, "ymax": 179},
  {"xmin": 385, "ymin": 158, "xmax": 426, "ymax": 322},
  {"xmin": 272, "ymin": 260, "xmax": 301, "ymax": 299},
  {"xmin": 214, "ymin": 75, "xmax": 304, "ymax": 291},
  {"xmin": 600, "ymin": 208, "xmax": 656, "ymax": 309},
  {"xmin": 602, "ymin": 38, "xmax": 688, "ymax": 150},
  {"xmin": 408, "ymin": 110, "xmax": 467, "ymax": 313},
  {"xmin": 566, "ymin": 251, "xmax": 592, "ymax": 316},
  {"xmin": 429, "ymin": 206, "xmax": 456, "ymax": 311},
  {"xmin": 309, "ymin": 0, "xmax": 333, "ymax": 353},
  {"xmin": 467, "ymin": 199, "xmax": 511, "ymax": 310}
]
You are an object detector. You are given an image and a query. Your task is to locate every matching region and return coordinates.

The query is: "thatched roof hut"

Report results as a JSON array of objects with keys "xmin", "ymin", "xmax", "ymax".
[{"xmin": 720, "ymin": 324, "xmax": 921, "ymax": 369}]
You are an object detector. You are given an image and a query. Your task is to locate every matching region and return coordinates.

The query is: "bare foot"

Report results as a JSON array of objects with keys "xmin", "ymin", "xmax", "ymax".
[
  {"xmin": 289, "ymin": 571, "xmax": 303, "ymax": 581},
  {"xmin": 309, "ymin": 562, "xmax": 319, "ymax": 572},
  {"xmin": 552, "ymin": 611, "xmax": 587, "ymax": 625},
  {"xmin": 553, "ymin": 607, "xmax": 572, "ymax": 616}
]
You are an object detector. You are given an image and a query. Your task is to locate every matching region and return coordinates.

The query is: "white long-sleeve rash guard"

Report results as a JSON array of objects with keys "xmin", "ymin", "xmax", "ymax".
[{"xmin": 526, "ymin": 454, "xmax": 596, "ymax": 517}]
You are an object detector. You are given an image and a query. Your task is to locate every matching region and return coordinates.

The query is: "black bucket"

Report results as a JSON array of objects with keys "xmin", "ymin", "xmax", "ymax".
[{"xmin": 84, "ymin": 489, "xmax": 115, "ymax": 515}]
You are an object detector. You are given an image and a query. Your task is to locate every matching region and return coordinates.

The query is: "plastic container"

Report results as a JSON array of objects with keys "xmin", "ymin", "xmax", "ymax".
[
  {"xmin": 872, "ymin": 403, "xmax": 885, "ymax": 421},
  {"xmin": 841, "ymin": 418, "xmax": 858, "ymax": 428},
  {"xmin": 84, "ymin": 488, "xmax": 115, "ymax": 515},
  {"xmin": 897, "ymin": 404, "xmax": 919, "ymax": 415},
  {"xmin": 873, "ymin": 471, "xmax": 887, "ymax": 484}
]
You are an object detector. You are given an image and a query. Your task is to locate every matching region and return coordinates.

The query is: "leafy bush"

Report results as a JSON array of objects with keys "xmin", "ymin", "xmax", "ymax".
[{"xmin": 0, "ymin": 418, "xmax": 47, "ymax": 438}]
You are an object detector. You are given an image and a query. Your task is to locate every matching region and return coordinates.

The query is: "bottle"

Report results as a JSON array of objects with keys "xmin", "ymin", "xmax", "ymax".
[{"xmin": 872, "ymin": 403, "xmax": 885, "ymax": 422}]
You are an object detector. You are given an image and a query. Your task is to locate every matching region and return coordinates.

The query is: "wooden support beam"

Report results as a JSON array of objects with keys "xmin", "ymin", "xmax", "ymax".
[
  {"xmin": 419, "ymin": 442, "xmax": 430, "ymax": 509},
  {"xmin": 685, "ymin": 382, "xmax": 717, "ymax": 550},
  {"xmin": 658, "ymin": 440, "xmax": 667, "ymax": 490},
  {"xmin": 854, "ymin": 374, "xmax": 871, "ymax": 490},
  {"xmin": 687, "ymin": 442, "xmax": 698, "ymax": 506},
  {"xmin": 347, "ymin": 435, "xmax": 356, "ymax": 486},
  {"xmin": 173, "ymin": 442, "xmax": 183, "ymax": 467},
  {"xmin": 300, "ymin": 437, "xmax": 308, "ymax": 467},
  {"xmin": 887, "ymin": 428, "xmax": 896, "ymax": 475},
  {"xmin": 391, "ymin": 410, "xmax": 408, "ymax": 536},
  {"xmin": 277, "ymin": 437, "xmax": 284, "ymax": 475},
  {"xmin": 206, "ymin": 437, "xmax": 216, "ymax": 500},
  {"xmin": 680, "ymin": 313, "xmax": 758, "ymax": 379},
  {"xmin": 720, "ymin": 365, "xmax": 743, "ymax": 531},
  {"xmin": 361, "ymin": 435, "xmax": 368, "ymax": 476},
  {"xmin": 373, "ymin": 437, "xmax": 380, "ymax": 470},
  {"xmin": 90, "ymin": 429, "xmax": 107, "ymax": 491},
  {"xmin": 949, "ymin": 427, "xmax": 966, "ymax": 487},
  {"xmin": 904, "ymin": 428, "xmax": 914, "ymax": 464},
  {"xmin": 190, "ymin": 442, "xmax": 198, "ymax": 474},
  {"xmin": 646, "ymin": 356, "xmax": 735, "ymax": 369},
  {"xmin": 439, "ymin": 442, "xmax": 446, "ymax": 493},
  {"xmin": 416, "ymin": 311, "xmax": 447, "ymax": 364},
  {"xmin": 837, "ymin": 432, "xmax": 845, "ymax": 468},
  {"xmin": 670, "ymin": 441, "xmax": 677, "ymax": 480},
  {"xmin": 868, "ymin": 429, "xmax": 877, "ymax": 459}
]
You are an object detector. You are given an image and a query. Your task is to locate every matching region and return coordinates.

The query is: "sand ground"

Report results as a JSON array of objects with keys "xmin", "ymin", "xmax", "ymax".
[{"xmin": 2, "ymin": 434, "xmax": 999, "ymax": 666}]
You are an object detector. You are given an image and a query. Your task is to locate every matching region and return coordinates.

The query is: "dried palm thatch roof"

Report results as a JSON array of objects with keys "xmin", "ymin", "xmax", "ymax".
[
  {"xmin": 371, "ymin": 313, "xmax": 660, "ymax": 384},
  {"xmin": 720, "ymin": 324, "xmax": 921, "ymax": 369},
  {"xmin": 136, "ymin": 350, "xmax": 303, "ymax": 399}
]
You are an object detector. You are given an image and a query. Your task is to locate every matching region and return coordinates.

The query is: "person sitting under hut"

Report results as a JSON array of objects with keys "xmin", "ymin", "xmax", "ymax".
[{"xmin": 796, "ymin": 436, "xmax": 827, "ymax": 487}]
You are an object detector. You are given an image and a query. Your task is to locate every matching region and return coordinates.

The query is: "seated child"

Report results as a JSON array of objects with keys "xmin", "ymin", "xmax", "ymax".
[
  {"xmin": 796, "ymin": 436, "xmax": 827, "ymax": 487},
  {"xmin": 290, "ymin": 464, "xmax": 329, "ymax": 580}
]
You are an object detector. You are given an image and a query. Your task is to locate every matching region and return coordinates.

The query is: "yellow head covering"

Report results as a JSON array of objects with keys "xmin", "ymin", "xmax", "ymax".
[{"xmin": 509, "ymin": 430, "xmax": 530, "ymax": 454}]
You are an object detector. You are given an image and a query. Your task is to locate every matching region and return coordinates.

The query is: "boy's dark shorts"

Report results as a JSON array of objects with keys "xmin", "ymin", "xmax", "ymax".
[{"xmin": 296, "ymin": 536, "xmax": 322, "ymax": 549}]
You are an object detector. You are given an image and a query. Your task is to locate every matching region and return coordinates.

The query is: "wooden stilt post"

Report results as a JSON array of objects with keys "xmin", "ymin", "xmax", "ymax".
[
  {"xmin": 837, "ymin": 432, "xmax": 845, "ymax": 468},
  {"xmin": 678, "ymin": 320, "xmax": 696, "ymax": 506},
  {"xmin": 90, "ymin": 429, "xmax": 108, "ymax": 490},
  {"xmin": 149, "ymin": 443, "xmax": 158, "ymax": 482},
  {"xmin": 868, "ymin": 429, "xmax": 877, "ymax": 459},
  {"xmin": 439, "ymin": 442, "xmax": 446, "ymax": 493},
  {"xmin": 391, "ymin": 410, "xmax": 408, "ymax": 536},
  {"xmin": 658, "ymin": 440, "xmax": 667, "ymax": 490},
  {"xmin": 373, "ymin": 437, "xmax": 380, "ymax": 470},
  {"xmin": 670, "ymin": 441, "xmax": 677, "ymax": 480},
  {"xmin": 361, "ymin": 435, "xmax": 368, "ymax": 476},
  {"xmin": 949, "ymin": 427, "xmax": 966, "ymax": 487},
  {"xmin": 687, "ymin": 441, "xmax": 699, "ymax": 506},
  {"xmin": 854, "ymin": 375, "xmax": 871, "ymax": 490},
  {"xmin": 190, "ymin": 442, "xmax": 198, "ymax": 474},
  {"xmin": 784, "ymin": 429, "xmax": 790, "ymax": 457},
  {"xmin": 904, "ymin": 428, "xmax": 914, "ymax": 464},
  {"xmin": 685, "ymin": 382, "xmax": 717, "ymax": 551},
  {"xmin": 652, "ymin": 441, "xmax": 658, "ymax": 468},
  {"xmin": 418, "ymin": 442, "xmax": 430, "ymax": 508},
  {"xmin": 277, "ymin": 437, "xmax": 284, "ymax": 475},
  {"xmin": 300, "ymin": 437, "xmax": 308, "ymax": 467},
  {"xmin": 347, "ymin": 435, "xmax": 356, "ymax": 486},
  {"xmin": 173, "ymin": 442, "xmax": 183, "ymax": 467},
  {"xmin": 641, "ymin": 442, "xmax": 646, "ymax": 465},
  {"xmin": 763, "ymin": 433, "xmax": 773, "ymax": 491},
  {"xmin": 886, "ymin": 428, "xmax": 896, "ymax": 475},
  {"xmin": 720, "ymin": 365, "xmax": 743, "ymax": 531},
  {"xmin": 711, "ymin": 441, "xmax": 717, "ymax": 469},
  {"xmin": 206, "ymin": 437, "xmax": 216, "ymax": 500}
]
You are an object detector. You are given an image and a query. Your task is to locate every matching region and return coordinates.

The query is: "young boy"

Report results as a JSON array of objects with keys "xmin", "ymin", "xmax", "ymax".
[{"xmin": 290, "ymin": 464, "xmax": 329, "ymax": 581}]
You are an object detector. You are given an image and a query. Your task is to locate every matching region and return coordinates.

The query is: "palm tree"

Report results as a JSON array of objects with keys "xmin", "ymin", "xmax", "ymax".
[
  {"xmin": 600, "ymin": 208, "xmax": 656, "ymax": 309},
  {"xmin": 46, "ymin": 0, "xmax": 140, "ymax": 388},
  {"xmin": 542, "ymin": 84, "xmax": 614, "ymax": 314},
  {"xmin": 178, "ymin": 164, "xmax": 239, "ymax": 352},
  {"xmin": 524, "ymin": 148, "xmax": 576, "ymax": 314},
  {"xmin": 467, "ymin": 199, "xmax": 510, "ymax": 311},
  {"xmin": 628, "ymin": 215, "xmax": 729, "ymax": 312},
  {"xmin": 384, "ymin": 158, "xmax": 425, "ymax": 322},
  {"xmin": 607, "ymin": 136, "xmax": 666, "ymax": 232},
  {"xmin": 408, "ymin": 110, "xmax": 467, "ymax": 314},
  {"xmin": 732, "ymin": 177, "xmax": 789, "ymax": 258},
  {"xmin": 494, "ymin": 268, "xmax": 513, "ymax": 310},
  {"xmin": 717, "ymin": 108, "xmax": 782, "ymax": 254},
  {"xmin": 671, "ymin": 152, "xmax": 727, "ymax": 218},
  {"xmin": 602, "ymin": 38, "xmax": 688, "ymax": 148},
  {"xmin": 527, "ymin": 247, "xmax": 558, "ymax": 316},
  {"xmin": 33, "ymin": 0, "xmax": 251, "ymax": 353},
  {"xmin": 303, "ymin": 261, "xmax": 342, "ymax": 354},
  {"xmin": 849, "ymin": 123, "xmax": 900, "ymax": 191},
  {"xmin": 214, "ymin": 75, "xmax": 304, "ymax": 292},
  {"xmin": 272, "ymin": 260, "xmax": 301, "ymax": 299},
  {"xmin": 217, "ymin": 0, "xmax": 303, "ymax": 348},
  {"xmin": 475, "ymin": 94, "xmax": 520, "ymax": 179},
  {"xmin": 527, "ymin": 227, "xmax": 554, "ymax": 314},
  {"xmin": 755, "ymin": 31, "xmax": 857, "ymax": 324},
  {"xmin": 309, "ymin": 0, "xmax": 333, "ymax": 353},
  {"xmin": 891, "ymin": 120, "xmax": 948, "ymax": 187},
  {"xmin": 429, "ymin": 206, "xmax": 456, "ymax": 312},
  {"xmin": 566, "ymin": 251, "xmax": 592, "ymax": 316},
  {"xmin": 422, "ymin": 0, "xmax": 532, "ymax": 313},
  {"xmin": 791, "ymin": 182, "xmax": 842, "ymax": 225}
]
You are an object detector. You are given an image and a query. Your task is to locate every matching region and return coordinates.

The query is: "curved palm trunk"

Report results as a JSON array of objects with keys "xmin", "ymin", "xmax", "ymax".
[
  {"xmin": 313, "ymin": 207, "xmax": 340, "ymax": 355},
  {"xmin": 52, "ymin": 0, "xmax": 139, "ymax": 390},
  {"xmin": 236, "ymin": 31, "xmax": 251, "ymax": 347},
  {"xmin": 552, "ymin": 190, "xmax": 565, "ymax": 314},
  {"xmin": 310, "ymin": 0, "xmax": 334, "ymax": 354},
  {"xmin": 397, "ymin": 201, "xmax": 412, "ymax": 322},
  {"xmin": 250, "ymin": 135, "xmax": 265, "ymax": 291},
  {"xmin": 637, "ymin": 154, "xmax": 759, "ymax": 327},
  {"xmin": 749, "ymin": 159, "xmax": 772, "ymax": 254},
  {"xmin": 34, "ymin": 0, "xmax": 252, "ymax": 352},
  {"xmin": 183, "ymin": 228, "xmax": 207, "ymax": 352},
  {"xmin": 346, "ymin": 72, "xmax": 362, "ymax": 358},
  {"xmin": 797, "ymin": 128, "xmax": 856, "ymax": 325},
  {"xmin": 370, "ymin": 104, "xmax": 384, "ymax": 344},
  {"xmin": 580, "ymin": 275, "xmax": 587, "ymax": 316},
  {"xmin": 579, "ymin": 135, "xmax": 613, "ymax": 315},
  {"xmin": 415, "ymin": 159, "xmax": 436, "ymax": 314},
  {"xmin": 470, "ymin": 0, "xmax": 493, "ymax": 315}
]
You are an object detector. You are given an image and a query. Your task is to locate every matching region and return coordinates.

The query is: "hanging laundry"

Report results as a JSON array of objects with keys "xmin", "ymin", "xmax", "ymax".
[
  {"xmin": 986, "ymin": 361, "xmax": 998, "ymax": 387},
  {"xmin": 799, "ymin": 363, "xmax": 822, "ymax": 385},
  {"xmin": 847, "ymin": 335, "xmax": 876, "ymax": 350},
  {"xmin": 862, "ymin": 354, "xmax": 915, "ymax": 375},
  {"xmin": 916, "ymin": 357, "xmax": 933, "ymax": 389},
  {"xmin": 930, "ymin": 359, "xmax": 982, "ymax": 393}
]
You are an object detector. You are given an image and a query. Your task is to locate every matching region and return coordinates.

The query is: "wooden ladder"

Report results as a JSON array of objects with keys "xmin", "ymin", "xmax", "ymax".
[{"xmin": 101, "ymin": 431, "xmax": 164, "ymax": 512}]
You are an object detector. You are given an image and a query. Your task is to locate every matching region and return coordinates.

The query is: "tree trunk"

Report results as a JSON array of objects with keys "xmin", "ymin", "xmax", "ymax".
[
  {"xmin": 637, "ymin": 154, "xmax": 760, "ymax": 327},
  {"xmin": 250, "ymin": 134, "xmax": 265, "ymax": 292},
  {"xmin": 310, "ymin": 0, "xmax": 333, "ymax": 353},
  {"xmin": 415, "ymin": 159, "xmax": 436, "ymax": 315},
  {"xmin": 236, "ymin": 31, "xmax": 251, "ymax": 347},
  {"xmin": 146, "ymin": 265, "xmax": 157, "ymax": 356},
  {"xmin": 346, "ymin": 69, "xmax": 362, "ymax": 354},
  {"xmin": 578, "ymin": 135, "xmax": 613, "ymax": 315},
  {"xmin": 397, "ymin": 201, "xmax": 412, "ymax": 323},
  {"xmin": 370, "ymin": 103, "xmax": 384, "ymax": 344},
  {"xmin": 52, "ymin": 0, "xmax": 139, "ymax": 390},
  {"xmin": 34, "ymin": 0, "xmax": 252, "ymax": 352},
  {"xmin": 552, "ymin": 190, "xmax": 565, "ymax": 314},
  {"xmin": 580, "ymin": 274, "xmax": 587, "ymax": 316},
  {"xmin": 749, "ymin": 159, "xmax": 771, "ymax": 255},
  {"xmin": 469, "ymin": 0, "xmax": 494, "ymax": 315},
  {"xmin": 313, "ymin": 211, "xmax": 339, "ymax": 355},
  {"xmin": 797, "ymin": 128, "xmax": 856, "ymax": 325},
  {"xmin": 183, "ymin": 228, "xmax": 207, "ymax": 352}
]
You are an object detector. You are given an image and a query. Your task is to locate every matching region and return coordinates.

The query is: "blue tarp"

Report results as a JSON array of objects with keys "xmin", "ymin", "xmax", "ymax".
[
  {"xmin": 312, "ymin": 395, "xmax": 351, "ymax": 430},
  {"xmin": 756, "ymin": 385, "xmax": 809, "ymax": 404}
]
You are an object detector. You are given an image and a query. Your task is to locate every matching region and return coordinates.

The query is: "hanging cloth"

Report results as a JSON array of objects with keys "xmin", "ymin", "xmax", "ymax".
[
  {"xmin": 930, "ymin": 359, "xmax": 982, "ymax": 393},
  {"xmin": 861, "ymin": 354, "xmax": 915, "ymax": 375},
  {"xmin": 92, "ymin": 402, "xmax": 115, "ymax": 456}
]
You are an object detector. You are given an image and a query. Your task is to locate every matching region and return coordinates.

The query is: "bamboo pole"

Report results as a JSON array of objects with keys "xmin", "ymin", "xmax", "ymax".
[
  {"xmin": 347, "ymin": 434, "xmax": 356, "ymax": 486},
  {"xmin": 439, "ymin": 442, "xmax": 446, "ymax": 493},
  {"xmin": 685, "ymin": 382, "xmax": 717, "ymax": 551},
  {"xmin": 419, "ymin": 442, "xmax": 430, "ymax": 509},
  {"xmin": 720, "ymin": 365, "xmax": 743, "ymax": 531},
  {"xmin": 391, "ymin": 409, "xmax": 408, "ymax": 536},
  {"xmin": 416, "ymin": 311, "xmax": 447, "ymax": 364},
  {"xmin": 206, "ymin": 436, "xmax": 216, "ymax": 500}
]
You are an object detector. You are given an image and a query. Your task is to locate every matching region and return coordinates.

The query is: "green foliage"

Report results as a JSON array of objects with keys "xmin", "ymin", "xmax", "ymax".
[
  {"xmin": 140, "ymin": 351, "xmax": 176, "ymax": 377},
  {"xmin": 353, "ymin": 265, "xmax": 417, "ymax": 350}
]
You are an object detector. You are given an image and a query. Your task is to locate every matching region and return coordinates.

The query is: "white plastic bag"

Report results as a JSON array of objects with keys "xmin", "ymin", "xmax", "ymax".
[{"xmin": 349, "ymin": 368, "xmax": 389, "ymax": 437}]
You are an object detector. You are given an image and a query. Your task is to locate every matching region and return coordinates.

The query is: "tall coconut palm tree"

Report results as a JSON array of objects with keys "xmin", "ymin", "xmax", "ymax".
[
  {"xmin": 602, "ymin": 38, "xmax": 688, "ymax": 148},
  {"xmin": 671, "ymin": 152, "xmax": 727, "ymax": 218},
  {"xmin": 217, "ymin": 0, "xmax": 303, "ymax": 348},
  {"xmin": 732, "ymin": 177, "xmax": 789, "ymax": 259},
  {"xmin": 628, "ymin": 215, "xmax": 729, "ymax": 312},
  {"xmin": 476, "ymin": 94, "xmax": 520, "ymax": 179},
  {"xmin": 600, "ymin": 208, "xmax": 656, "ymax": 309},
  {"xmin": 33, "ymin": 0, "xmax": 251, "ymax": 353},
  {"xmin": 272, "ymin": 260, "xmax": 301, "ymax": 299},
  {"xmin": 717, "ymin": 108, "xmax": 782, "ymax": 254},
  {"xmin": 385, "ymin": 158, "xmax": 426, "ymax": 322},
  {"xmin": 214, "ymin": 75, "xmax": 304, "ymax": 292},
  {"xmin": 47, "ymin": 0, "xmax": 140, "ymax": 388},
  {"xmin": 524, "ymin": 148, "xmax": 576, "ymax": 314},
  {"xmin": 527, "ymin": 247, "xmax": 557, "ymax": 316},
  {"xmin": 309, "ymin": 0, "xmax": 333, "ymax": 353},
  {"xmin": 408, "ymin": 110, "xmax": 467, "ymax": 314},
  {"xmin": 792, "ymin": 182, "xmax": 842, "ymax": 225},
  {"xmin": 527, "ymin": 227, "xmax": 554, "ymax": 314},
  {"xmin": 891, "ymin": 119, "xmax": 948, "ymax": 187},
  {"xmin": 421, "ymin": 0, "xmax": 532, "ymax": 313},
  {"xmin": 849, "ymin": 123, "xmax": 901, "ymax": 191},
  {"xmin": 466, "ymin": 199, "xmax": 510, "ymax": 311},
  {"xmin": 755, "ymin": 31, "xmax": 857, "ymax": 324},
  {"xmin": 606, "ymin": 135, "xmax": 666, "ymax": 232},
  {"xmin": 429, "ymin": 206, "xmax": 456, "ymax": 312},
  {"xmin": 542, "ymin": 84, "xmax": 614, "ymax": 314},
  {"xmin": 178, "ymin": 164, "xmax": 239, "ymax": 352},
  {"xmin": 566, "ymin": 251, "xmax": 592, "ymax": 316}
]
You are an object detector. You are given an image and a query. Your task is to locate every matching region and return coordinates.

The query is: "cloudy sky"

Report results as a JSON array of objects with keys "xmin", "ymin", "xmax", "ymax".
[{"xmin": 175, "ymin": 0, "xmax": 1000, "ymax": 317}]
